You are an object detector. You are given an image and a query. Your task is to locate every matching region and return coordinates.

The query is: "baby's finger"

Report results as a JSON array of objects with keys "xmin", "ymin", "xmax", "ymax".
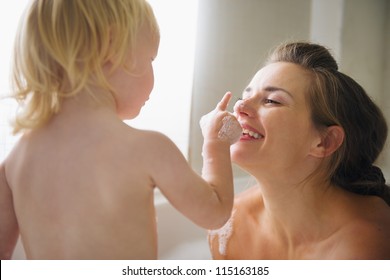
[{"xmin": 216, "ymin": 92, "xmax": 232, "ymax": 111}]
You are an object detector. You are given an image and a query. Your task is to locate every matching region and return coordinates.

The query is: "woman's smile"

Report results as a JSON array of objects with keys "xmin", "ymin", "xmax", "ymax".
[{"xmin": 239, "ymin": 123, "xmax": 264, "ymax": 140}]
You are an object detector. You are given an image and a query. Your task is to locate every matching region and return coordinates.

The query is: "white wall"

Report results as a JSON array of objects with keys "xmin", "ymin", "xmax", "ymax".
[{"xmin": 189, "ymin": 0, "xmax": 390, "ymax": 179}]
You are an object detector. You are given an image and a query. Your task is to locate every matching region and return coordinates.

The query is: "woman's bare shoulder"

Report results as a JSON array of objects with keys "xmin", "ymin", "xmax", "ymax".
[
  {"xmin": 331, "ymin": 196, "xmax": 390, "ymax": 259},
  {"xmin": 234, "ymin": 186, "xmax": 263, "ymax": 213},
  {"xmin": 332, "ymin": 221, "xmax": 390, "ymax": 259},
  {"xmin": 210, "ymin": 186, "xmax": 270, "ymax": 259}
]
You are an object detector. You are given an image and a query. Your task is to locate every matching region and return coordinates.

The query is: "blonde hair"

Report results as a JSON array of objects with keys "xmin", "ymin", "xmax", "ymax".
[{"xmin": 11, "ymin": 0, "xmax": 159, "ymax": 134}]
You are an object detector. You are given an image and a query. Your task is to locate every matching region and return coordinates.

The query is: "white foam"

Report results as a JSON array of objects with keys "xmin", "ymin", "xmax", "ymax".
[
  {"xmin": 200, "ymin": 111, "xmax": 242, "ymax": 144},
  {"xmin": 218, "ymin": 115, "xmax": 242, "ymax": 144},
  {"xmin": 208, "ymin": 210, "xmax": 236, "ymax": 256}
]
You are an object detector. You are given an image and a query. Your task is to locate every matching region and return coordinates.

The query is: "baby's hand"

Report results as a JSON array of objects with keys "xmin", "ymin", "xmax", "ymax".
[{"xmin": 199, "ymin": 92, "xmax": 242, "ymax": 144}]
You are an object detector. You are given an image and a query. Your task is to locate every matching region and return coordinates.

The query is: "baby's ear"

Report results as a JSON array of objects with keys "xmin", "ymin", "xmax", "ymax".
[{"xmin": 310, "ymin": 125, "xmax": 344, "ymax": 158}]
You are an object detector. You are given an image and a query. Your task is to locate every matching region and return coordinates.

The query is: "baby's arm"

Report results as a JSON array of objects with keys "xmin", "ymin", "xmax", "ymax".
[
  {"xmin": 150, "ymin": 92, "xmax": 241, "ymax": 229},
  {"xmin": 0, "ymin": 161, "xmax": 19, "ymax": 259},
  {"xmin": 198, "ymin": 92, "xmax": 241, "ymax": 224}
]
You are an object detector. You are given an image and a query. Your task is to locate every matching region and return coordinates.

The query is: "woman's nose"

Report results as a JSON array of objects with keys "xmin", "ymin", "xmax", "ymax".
[{"xmin": 234, "ymin": 98, "xmax": 255, "ymax": 118}]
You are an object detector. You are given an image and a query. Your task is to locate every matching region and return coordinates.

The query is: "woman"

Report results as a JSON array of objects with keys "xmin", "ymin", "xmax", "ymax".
[{"xmin": 208, "ymin": 42, "xmax": 390, "ymax": 259}]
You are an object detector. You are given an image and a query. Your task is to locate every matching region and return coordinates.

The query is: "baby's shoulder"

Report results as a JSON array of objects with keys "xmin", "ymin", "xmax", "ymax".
[
  {"xmin": 123, "ymin": 127, "xmax": 179, "ymax": 153},
  {"xmin": 116, "ymin": 127, "xmax": 185, "ymax": 169}
]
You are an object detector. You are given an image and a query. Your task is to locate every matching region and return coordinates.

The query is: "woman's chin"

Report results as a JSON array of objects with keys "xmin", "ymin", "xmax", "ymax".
[{"xmin": 231, "ymin": 147, "xmax": 248, "ymax": 166}]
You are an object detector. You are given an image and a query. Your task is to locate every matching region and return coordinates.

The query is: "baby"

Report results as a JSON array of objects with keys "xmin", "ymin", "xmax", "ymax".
[{"xmin": 0, "ymin": 0, "xmax": 241, "ymax": 259}]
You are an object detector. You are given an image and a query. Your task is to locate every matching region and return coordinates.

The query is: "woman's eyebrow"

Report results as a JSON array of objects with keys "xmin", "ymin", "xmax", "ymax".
[{"xmin": 264, "ymin": 86, "xmax": 294, "ymax": 99}]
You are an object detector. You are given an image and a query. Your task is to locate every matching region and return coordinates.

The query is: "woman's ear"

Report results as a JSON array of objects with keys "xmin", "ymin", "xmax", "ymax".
[{"xmin": 310, "ymin": 125, "xmax": 344, "ymax": 158}]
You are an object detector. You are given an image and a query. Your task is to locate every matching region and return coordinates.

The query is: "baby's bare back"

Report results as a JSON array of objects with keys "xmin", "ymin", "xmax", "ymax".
[{"xmin": 6, "ymin": 112, "xmax": 159, "ymax": 259}]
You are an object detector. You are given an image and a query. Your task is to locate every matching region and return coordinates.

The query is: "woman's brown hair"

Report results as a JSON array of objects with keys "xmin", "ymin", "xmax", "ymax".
[{"xmin": 268, "ymin": 41, "xmax": 390, "ymax": 205}]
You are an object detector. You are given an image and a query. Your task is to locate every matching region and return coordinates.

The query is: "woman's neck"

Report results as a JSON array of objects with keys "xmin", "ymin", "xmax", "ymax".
[{"xmin": 252, "ymin": 167, "xmax": 342, "ymax": 247}]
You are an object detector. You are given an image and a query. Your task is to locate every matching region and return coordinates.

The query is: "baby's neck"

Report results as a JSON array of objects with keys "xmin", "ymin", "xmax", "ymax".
[
  {"xmin": 65, "ymin": 88, "xmax": 116, "ymax": 110},
  {"xmin": 43, "ymin": 89, "xmax": 120, "ymax": 133}
]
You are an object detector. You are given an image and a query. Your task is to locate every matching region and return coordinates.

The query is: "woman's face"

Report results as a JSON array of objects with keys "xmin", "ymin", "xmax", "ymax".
[{"xmin": 231, "ymin": 62, "xmax": 321, "ymax": 173}]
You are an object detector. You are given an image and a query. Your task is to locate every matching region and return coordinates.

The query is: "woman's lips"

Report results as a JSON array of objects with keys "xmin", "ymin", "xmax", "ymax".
[{"xmin": 240, "ymin": 124, "xmax": 264, "ymax": 140}]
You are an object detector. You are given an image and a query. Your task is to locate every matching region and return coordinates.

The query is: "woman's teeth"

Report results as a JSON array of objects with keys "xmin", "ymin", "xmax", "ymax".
[{"xmin": 242, "ymin": 128, "xmax": 261, "ymax": 139}]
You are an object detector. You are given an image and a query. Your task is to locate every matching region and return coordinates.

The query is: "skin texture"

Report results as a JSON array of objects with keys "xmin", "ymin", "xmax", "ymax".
[
  {"xmin": 0, "ymin": 24, "xmax": 238, "ymax": 260},
  {"xmin": 209, "ymin": 62, "xmax": 390, "ymax": 260}
]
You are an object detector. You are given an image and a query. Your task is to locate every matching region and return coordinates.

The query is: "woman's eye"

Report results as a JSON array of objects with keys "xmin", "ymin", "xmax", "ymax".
[{"xmin": 264, "ymin": 99, "xmax": 280, "ymax": 105}]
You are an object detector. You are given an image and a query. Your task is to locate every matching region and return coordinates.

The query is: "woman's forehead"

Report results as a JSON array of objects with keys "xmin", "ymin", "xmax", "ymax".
[{"xmin": 248, "ymin": 62, "xmax": 311, "ymax": 94}]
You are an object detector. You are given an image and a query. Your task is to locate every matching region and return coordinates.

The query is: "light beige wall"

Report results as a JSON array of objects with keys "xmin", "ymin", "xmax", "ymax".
[
  {"xmin": 189, "ymin": 0, "xmax": 311, "ymax": 175},
  {"xmin": 340, "ymin": 0, "xmax": 389, "ymax": 176},
  {"xmin": 340, "ymin": 0, "xmax": 387, "ymax": 103},
  {"xmin": 310, "ymin": 0, "xmax": 344, "ymax": 59}
]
